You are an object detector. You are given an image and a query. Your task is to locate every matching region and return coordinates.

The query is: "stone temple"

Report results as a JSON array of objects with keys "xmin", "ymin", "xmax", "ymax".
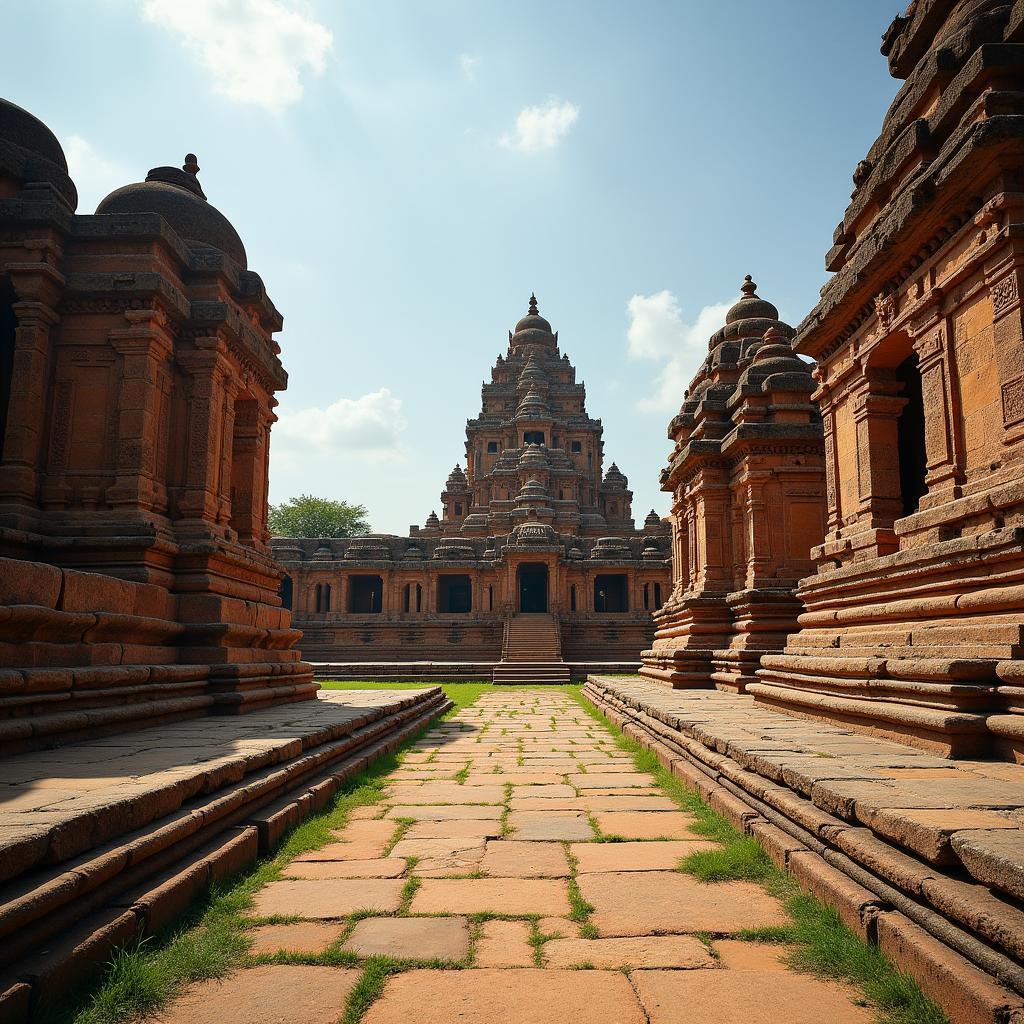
[
  {"xmin": 273, "ymin": 294, "xmax": 673, "ymax": 682},
  {"xmin": 5, "ymin": 3, "xmax": 1024, "ymax": 1023}
]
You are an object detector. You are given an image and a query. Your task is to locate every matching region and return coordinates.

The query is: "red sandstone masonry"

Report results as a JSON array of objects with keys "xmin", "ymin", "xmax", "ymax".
[
  {"xmin": 584, "ymin": 676, "xmax": 1024, "ymax": 1024},
  {"xmin": 0, "ymin": 689, "xmax": 450, "ymax": 1021}
]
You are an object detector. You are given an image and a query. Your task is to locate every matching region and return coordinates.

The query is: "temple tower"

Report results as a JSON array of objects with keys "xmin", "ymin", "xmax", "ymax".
[
  {"xmin": 755, "ymin": 1, "xmax": 1024, "ymax": 758},
  {"xmin": 273, "ymin": 295, "xmax": 672, "ymax": 673},
  {"xmin": 0, "ymin": 98, "xmax": 313, "ymax": 749},
  {"xmin": 641, "ymin": 278, "xmax": 825, "ymax": 691}
]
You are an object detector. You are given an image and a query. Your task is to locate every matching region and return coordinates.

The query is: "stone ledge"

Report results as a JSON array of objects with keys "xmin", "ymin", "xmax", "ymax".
[
  {"xmin": 0, "ymin": 687, "xmax": 449, "ymax": 1018},
  {"xmin": 310, "ymin": 661, "xmax": 641, "ymax": 682},
  {"xmin": 583, "ymin": 675, "xmax": 1024, "ymax": 1024}
]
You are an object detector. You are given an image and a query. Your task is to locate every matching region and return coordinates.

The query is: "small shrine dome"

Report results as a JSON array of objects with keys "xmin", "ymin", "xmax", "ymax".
[
  {"xmin": 725, "ymin": 276, "xmax": 780, "ymax": 325},
  {"xmin": 96, "ymin": 154, "xmax": 247, "ymax": 267}
]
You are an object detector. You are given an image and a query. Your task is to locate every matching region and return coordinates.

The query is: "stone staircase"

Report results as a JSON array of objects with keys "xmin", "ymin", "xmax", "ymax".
[{"xmin": 492, "ymin": 614, "xmax": 571, "ymax": 685}]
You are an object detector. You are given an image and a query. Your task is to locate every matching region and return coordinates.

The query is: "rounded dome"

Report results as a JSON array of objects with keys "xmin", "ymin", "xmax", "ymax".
[
  {"xmin": 515, "ymin": 312, "xmax": 552, "ymax": 334},
  {"xmin": 512, "ymin": 293, "xmax": 554, "ymax": 337},
  {"xmin": 725, "ymin": 276, "xmax": 779, "ymax": 325},
  {"xmin": 0, "ymin": 99, "xmax": 68, "ymax": 169},
  {"xmin": 0, "ymin": 98, "xmax": 77, "ymax": 208},
  {"xmin": 96, "ymin": 157, "xmax": 247, "ymax": 267}
]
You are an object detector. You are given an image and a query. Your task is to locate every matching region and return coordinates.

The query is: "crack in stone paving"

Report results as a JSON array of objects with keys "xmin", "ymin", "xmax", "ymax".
[{"xmin": 155, "ymin": 691, "xmax": 888, "ymax": 1024}]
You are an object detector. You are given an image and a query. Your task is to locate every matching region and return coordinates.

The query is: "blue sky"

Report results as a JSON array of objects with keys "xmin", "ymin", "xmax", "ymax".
[{"xmin": 6, "ymin": 0, "xmax": 902, "ymax": 534}]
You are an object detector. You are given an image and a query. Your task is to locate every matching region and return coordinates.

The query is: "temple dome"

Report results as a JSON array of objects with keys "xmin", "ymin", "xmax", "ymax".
[
  {"xmin": 0, "ymin": 98, "xmax": 77, "ymax": 208},
  {"xmin": 725, "ymin": 276, "xmax": 780, "ymax": 325},
  {"xmin": 510, "ymin": 293, "xmax": 557, "ymax": 350},
  {"xmin": 0, "ymin": 98, "xmax": 67, "ymax": 169},
  {"xmin": 96, "ymin": 155, "xmax": 247, "ymax": 267},
  {"xmin": 514, "ymin": 293, "xmax": 552, "ymax": 334}
]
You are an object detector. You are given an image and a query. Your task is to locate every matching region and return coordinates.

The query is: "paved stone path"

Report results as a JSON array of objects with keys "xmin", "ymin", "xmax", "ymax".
[{"xmin": 159, "ymin": 691, "xmax": 875, "ymax": 1023}]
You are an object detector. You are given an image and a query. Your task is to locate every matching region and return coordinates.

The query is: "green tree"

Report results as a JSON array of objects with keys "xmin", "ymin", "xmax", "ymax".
[{"xmin": 268, "ymin": 494, "xmax": 371, "ymax": 538}]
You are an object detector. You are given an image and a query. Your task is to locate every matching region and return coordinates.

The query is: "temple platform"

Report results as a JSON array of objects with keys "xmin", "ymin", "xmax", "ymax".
[
  {"xmin": 584, "ymin": 675, "xmax": 1024, "ymax": 1024},
  {"xmin": 0, "ymin": 686, "xmax": 448, "ymax": 1019},
  {"xmin": 310, "ymin": 661, "xmax": 641, "ymax": 683}
]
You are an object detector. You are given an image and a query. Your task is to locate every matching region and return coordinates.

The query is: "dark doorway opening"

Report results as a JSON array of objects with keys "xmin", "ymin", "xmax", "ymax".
[
  {"xmin": 594, "ymin": 574, "xmax": 628, "ymax": 613},
  {"xmin": 349, "ymin": 575, "xmax": 383, "ymax": 613},
  {"xmin": 279, "ymin": 575, "xmax": 293, "ymax": 610},
  {"xmin": 518, "ymin": 563, "xmax": 548, "ymax": 613},
  {"xmin": 0, "ymin": 280, "xmax": 17, "ymax": 455},
  {"xmin": 523, "ymin": 430, "xmax": 545, "ymax": 445},
  {"xmin": 438, "ymin": 574, "xmax": 472, "ymax": 613},
  {"xmin": 896, "ymin": 354, "xmax": 928, "ymax": 517}
]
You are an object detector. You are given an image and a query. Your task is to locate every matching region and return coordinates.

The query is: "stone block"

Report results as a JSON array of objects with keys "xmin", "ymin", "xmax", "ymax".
[
  {"xmin": 875, "ymin": 912, "xmax": 1024, "ymax": 1024},
  {"xmin": 157, "ymin": 966, "xmax": 360, "ymax": 1024}
]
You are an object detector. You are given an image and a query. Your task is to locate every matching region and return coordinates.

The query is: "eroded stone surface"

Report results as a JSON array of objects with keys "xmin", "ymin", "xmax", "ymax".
[
  {"xmin": 362, "ymin": 969, "xmax": 646, "ymax": 1024},
  {"xmin": 632, "ymin": 969, "xmax": 873, "ymax": 1023},
  {"xmin": 571, "ymin": 841, "xmax": 716, "ymax": 873},
  {"xmin": 282, "ymin": 858, "xmax": 406, "ymax": 879},
  {"xmin": 713, "ymin": 940, "xmax": 793, "ymax": 972},
  {"xmin": 593, "ymin": 810, "xmax": 702, "ymax": 840},
  {"xmin": 507, "ymin": 811, "xmax": 593, "ymax": 841},
  {"xmin": 344, "ymin": 917, "xmax": 470, "ymax": 961},
  {"xmin": 247, "ymin": 923, "xmax": 342, "ymax": 956},
  {"xmin": 474, "ymin": 919, "xmax": 535, "ymax": 967},
  {"xmin": 579, "ymin": 871, "xmax": 788, "ymax": 936},
  {"xmin": 252, "ymin": 878, "xmax": 404, "ymax": 918},
  {"xmin": 544, "ymin": 935, "xmax": 714, "ymax": 969},
  {"xmin": 481, "ymin": 840, "xmax": 569, "ymax": 877},
  {"xmin": 411, "ymin": 877, "xmax": 570, "ymax": 916},
  {"xmin": 157, "ymin": 966, "xmax": 360, "ymax": 1024}
]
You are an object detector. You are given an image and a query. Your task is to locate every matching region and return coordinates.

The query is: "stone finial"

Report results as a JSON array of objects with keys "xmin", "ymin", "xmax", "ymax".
[
  {"xmin": 741, "ymin": 275, "xmax": 757, "ymax": 297},
  {"xmin": 528, "ymin": 292, "xmax": 539, "ymax": 316},
  {"xmin": 183, "ymin": 153, "xmax": 200, "ymax": 176}
]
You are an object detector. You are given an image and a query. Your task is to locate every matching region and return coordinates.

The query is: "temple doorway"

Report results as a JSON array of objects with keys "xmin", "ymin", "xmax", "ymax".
[
  {"xmin": 518, "ymin": 563, "xmax": 548, "ymax": 613},
  {"xmin": 595, "ymin": 574, "xmax": 628, "ymax": 612}
]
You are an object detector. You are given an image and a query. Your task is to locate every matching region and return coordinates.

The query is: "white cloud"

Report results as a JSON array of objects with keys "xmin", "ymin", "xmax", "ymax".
[
  {"xmin": 499, "ymin": 97, "xmax": 579, "ymax": 152},
  {"xmin": 63, "ymin": 135, "xmax": 129, "ymax": 213},
  {"xmin": 459, "ymin": 54, "xmax": 480, "ymax": 80},
  {"xmin": 626, "ymin": 291, "xmax": 731, "ymax": 412},
  {"xmin": 274, "ymin": 388, "xmax": 407, "ymax": 459},
  {"xmin": 140, "ymin": 0, "xmax": 333, "ymax": 113}
]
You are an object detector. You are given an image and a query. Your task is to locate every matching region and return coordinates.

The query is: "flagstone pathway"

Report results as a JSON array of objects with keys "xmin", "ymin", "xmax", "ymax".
[{"xmin": 156, "ymin": 691, "xmax": 877, "ymax": 1023}]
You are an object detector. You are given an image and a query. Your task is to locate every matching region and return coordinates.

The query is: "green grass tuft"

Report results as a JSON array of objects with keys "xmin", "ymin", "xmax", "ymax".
[
  {"xmin": 679, "ymin": 836, "xmax": 774, "ymax": 882},
  {"xmin": 341, "ymin": 956, "xmax": 402, "ymax": 1024}
]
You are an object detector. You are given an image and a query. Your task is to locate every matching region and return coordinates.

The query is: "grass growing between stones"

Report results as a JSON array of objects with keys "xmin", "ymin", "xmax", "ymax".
[
  {"xmin": 567, "ymin": 686, "xmax": 949, "ymax": 1024},
  {"xmin": 52, "ymin": 684, "xmax": 491, "ymax": 1024},
  {"xmin": 681, "ymin": 835, "xmax": 774, "ymax": 882},
  {"xmin": 563, "ymin": 842, "xmax": 598, "ymax": 939}
]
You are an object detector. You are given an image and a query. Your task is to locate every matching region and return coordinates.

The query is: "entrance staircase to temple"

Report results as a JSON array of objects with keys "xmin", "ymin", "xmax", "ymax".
[{"xmin": 492, "ymin": 614, "xmax": 571, "ymax": 684}]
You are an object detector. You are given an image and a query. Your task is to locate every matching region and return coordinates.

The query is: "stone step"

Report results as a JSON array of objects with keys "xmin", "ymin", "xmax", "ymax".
[
  {"xmin": 493, "ymin": 662, "xmax": 572, "ymax": 685},
  {"xmin": 0, "ymin": 687, "xmax": 449, "ymax": 1011},
  {"xmin": 583, "ymin": 674, "xmax": 1024, "ymax": 1020}
]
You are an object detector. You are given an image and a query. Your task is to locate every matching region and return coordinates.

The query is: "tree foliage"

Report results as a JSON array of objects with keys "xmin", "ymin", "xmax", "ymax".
[{"xmin": 268, "ymin": 494, "xmax": 371, "ymax": 538}]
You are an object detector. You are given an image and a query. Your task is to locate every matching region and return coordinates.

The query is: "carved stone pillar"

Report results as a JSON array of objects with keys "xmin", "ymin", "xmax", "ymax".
[
  {"xmin": 0, "ymin": 296, "xmax": 59, "ymax": 504},
  {"xmin": 107, "ymin": 309, "xmax": 175, "ymax": 512},
  {"xmin": 911, "ymin": 321, "xmax": 960, "ymax": 503},
  {"xmin": 176, "ymin": 339, "xmax": 232, "ymax": 534},
  {"xmin": 852, "ymin": 371, "xmax": 906, "ymax": 554}
]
